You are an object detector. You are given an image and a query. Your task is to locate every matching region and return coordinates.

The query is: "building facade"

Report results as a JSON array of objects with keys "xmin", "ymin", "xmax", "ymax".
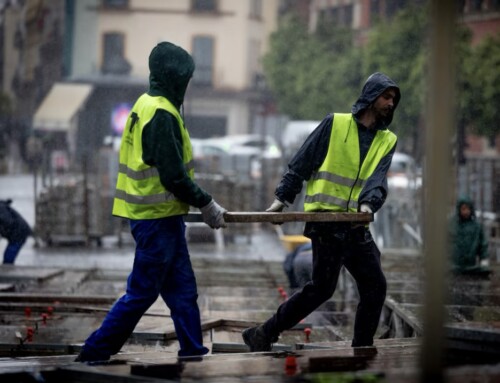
[
  {"xmin": 61, "ymin": 0, "xmax": 280, "ymax": 162},
  {"xmin": 0, "ymin": 0, "xmax": 65, "ymax": 173}
]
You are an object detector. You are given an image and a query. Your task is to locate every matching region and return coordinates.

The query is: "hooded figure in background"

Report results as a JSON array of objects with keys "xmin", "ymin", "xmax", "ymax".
[
  {"xmin": 243, "ymin": 72, "xmax": 400, "ymax": 352},
  {"xmin": 77, "ymin": 42, "xmax": 227, "ymax": 363},
  {"xmin": 449, "ymin": 196, "xmax": 490, "ymax": 276},
  {"xmin": 0, "ymin": 199, "xmax": 32, "ymax": 264}
]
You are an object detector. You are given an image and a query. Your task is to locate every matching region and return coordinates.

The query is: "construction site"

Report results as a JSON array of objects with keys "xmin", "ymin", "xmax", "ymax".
[
  {"xmin": 0, "ymin": 1, "xmax": 500, "ymax": 382},
  {"xmin": 0, "ymin": 158, "xmax": 499, "ymax": 383}
]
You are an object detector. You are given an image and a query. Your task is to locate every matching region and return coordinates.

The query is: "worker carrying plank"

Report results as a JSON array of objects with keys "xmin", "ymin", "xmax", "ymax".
[
  {"xmin": 242, "ymin": 72, "xmax": 401, "ymax": 352},
  {"xmin": 76, "ymin": 41, "xmax": 226, "ymax": 363}
]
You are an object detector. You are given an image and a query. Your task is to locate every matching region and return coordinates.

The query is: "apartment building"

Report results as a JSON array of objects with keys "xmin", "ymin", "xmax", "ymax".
[
  {"xmin": 38, "ymin": 0, "xmax": 278, "ymax": 163},
  {"xmin": 0, "ymin": 0, "xmax": 65, "ymax": 172},
  {"xmin": 457, "ymin": 0, "xmax": 500, "ymax": 45},
  {"xmin": 309, "ymin": 0, "xmax": 499, "ymax": 45},
  {"xmin": 308, "ymin": 0, "xmax": 419, "ymax": 45}
]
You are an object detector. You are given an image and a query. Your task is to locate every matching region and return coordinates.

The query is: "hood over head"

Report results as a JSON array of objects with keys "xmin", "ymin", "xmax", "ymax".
[
  {"xmin": 456, "ymin": 195, "xmax": 476, "ymax": 219},
  {"xmin": 148, "ymin": 42, "xmax": 195, "ymax": 109},
  {"xmin": 351, "ymin": 72, "xmax": 401, "ymax": 129}
]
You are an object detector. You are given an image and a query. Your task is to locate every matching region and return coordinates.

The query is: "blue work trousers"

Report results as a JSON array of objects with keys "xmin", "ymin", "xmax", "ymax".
[
  {"xmin": 82, "ymin": 216, "xmax": 208, "ymax": 358},
  {"xmin": 3, "ymin": 240, "xmax": 25, "ymax": 264}
]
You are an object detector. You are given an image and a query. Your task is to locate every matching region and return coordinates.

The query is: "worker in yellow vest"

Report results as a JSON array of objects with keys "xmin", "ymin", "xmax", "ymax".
[
  {"xmin": 243, "ymin": 72, "xmax": 400, "ymax": 351},
  {"xmin": 76, "ymin": 42, "xmax": 226, "ymax": 363}
]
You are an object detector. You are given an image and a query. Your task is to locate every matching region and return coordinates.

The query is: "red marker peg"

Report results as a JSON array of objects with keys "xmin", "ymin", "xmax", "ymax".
[
  {"xmin": 26, "ymin": 327, "xmax": 34, "ymax": 342},
  {"xmin": 47, "ymin": 306, "xmax": 54, "ymax": 316},
  {"xmin": 24, "ymin": 307, "xmax": 31, "ymax": 317},
  {"xmin": 304, "ymin": 327, "xmax": 311, "ymax": 342},
  {"xmin": 41, "ymin": 313, "xmax": 48, "ymax": 325},
  {"xmin": 284, "ymin": 355, "xmax": 298, "ymax": 376}
]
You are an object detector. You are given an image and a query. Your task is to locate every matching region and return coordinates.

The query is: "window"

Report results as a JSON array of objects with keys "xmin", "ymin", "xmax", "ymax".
[
  {"xmin": 248, "ymin": 39, "xmax": 262, "ymax": 88},
  {"xmin": 102, "ymin": 0, "xmax": 129, "ymax": 8},
  {"xmin": 319, "ymin": 5, "xmax": 353, "ymax": 27},
  {"xmin": 192, "ymin": 36, "xmax": 214, "ymax": 86},
  {"xmin": 191, "ymin": 0, "xmax": 217, "ymax": 12},
  {"xmin": 471, "ymin": 0, "xmax": 483, "ymax": 11},
  {"xmin": 250, "ymin": 0, "xmax": 262, "ymax": 18},
  {"xmin": 102, "ymin": 33, "xmax": 131, "ymax": 75},
  {"xmin": 371, "ymin": 0, "xmax": 381, "ymax": 15},
  {"xmin": 386, "ymin": 0, "xmax": 406, "ymax": 18}
]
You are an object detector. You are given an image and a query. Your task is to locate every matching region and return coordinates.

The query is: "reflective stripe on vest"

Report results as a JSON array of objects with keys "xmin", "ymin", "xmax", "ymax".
[
  {"xmin": 118, "ymin": 161, "xmax": 194, "ymax": 181},
  {"xmin": 112, "ymin": 94, "xmax": 194, "ymax": 219},
  {"xmin": 304, "ymin": 113, "xmax": 397, "ymax": 213}
]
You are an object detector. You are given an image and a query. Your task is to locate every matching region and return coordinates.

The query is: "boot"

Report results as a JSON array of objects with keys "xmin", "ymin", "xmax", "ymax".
[{"xmin": 242, "ymin": 325, "xmax": 278, "ymax": 352}]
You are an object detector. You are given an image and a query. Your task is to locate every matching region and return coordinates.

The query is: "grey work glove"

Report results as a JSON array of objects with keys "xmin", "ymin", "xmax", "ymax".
[
  {"xmin": 359, "ymin": 203, "xmax": 373, "ymax": 214},
  {"xmin": 266, "ymin": 198, "xmax": 287, "ymax": 212},
  {"xmin": 480, "ymin": 259, "xmax": 490, "ymax": 268},
  {"xmin": 200, "ymin": 199, "xmax": 227, "ymax": 229}
]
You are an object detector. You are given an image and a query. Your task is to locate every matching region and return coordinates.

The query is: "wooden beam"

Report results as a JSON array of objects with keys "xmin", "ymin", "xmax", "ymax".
[
  {"xmin": 0, "ymin": 293, "xmax": 117, "ymax": 305},
  {"xmin": 185, "ymin": 211, "xmax": 373, "ymax": 223}
]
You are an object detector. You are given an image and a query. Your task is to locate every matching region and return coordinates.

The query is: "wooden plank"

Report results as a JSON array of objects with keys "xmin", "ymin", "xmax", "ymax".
[
  {"xmin": 0, "ymin": 293, "xmax": 117, "ymax": 305},
  {"xmin": 185, "ymin": 211, "xmax": 373, "ymax": 223}
]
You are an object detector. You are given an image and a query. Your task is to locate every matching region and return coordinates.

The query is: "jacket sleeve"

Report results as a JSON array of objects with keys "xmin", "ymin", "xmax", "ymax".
[
  {"xmin": 275, "ymin": 115, "xmax": 332, "ymax": 204},
  {"xmin": 142, "ymin": 109, "xmax": 212, "ymax": 208},
  {"xmin": 357, "ymin": 141, "xmax": 397, "ymax": 213},
  {"xmin": 478, "ymin": 224, "xmax": 489, "ymax": 260}
]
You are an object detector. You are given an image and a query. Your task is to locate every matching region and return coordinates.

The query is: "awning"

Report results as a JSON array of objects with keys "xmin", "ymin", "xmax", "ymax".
[{"xmin": 33, "ymin": 83, "xmax": 93, "ymax": 132}]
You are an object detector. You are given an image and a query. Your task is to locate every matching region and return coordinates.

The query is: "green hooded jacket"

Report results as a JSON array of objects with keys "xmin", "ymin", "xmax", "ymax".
[
  {"xmin": 141, "ymin": 42, "xmax": 211, "ymax": 208},
  {"xmin": 449, "ymin": 196, "xmax": 488, "ymax": 272}
]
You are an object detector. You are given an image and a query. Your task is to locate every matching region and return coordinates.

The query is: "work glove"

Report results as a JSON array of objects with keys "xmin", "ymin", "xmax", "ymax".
[
  {"xmin": 480, "ymin": 259, "xmax": 490, "ymax": 268},
  {"xmin": 266, "ymin": 198, "xmax": 287, "ymax": 212},
  {"xmin": 200, "ymin": 199, "xmax": 227, "ymax": 229},
  {"xmin": 359, "ymin": 204, "xmax": 373, "ymax": 214}
]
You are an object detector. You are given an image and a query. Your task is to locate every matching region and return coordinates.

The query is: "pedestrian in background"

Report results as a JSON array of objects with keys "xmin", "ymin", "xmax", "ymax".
[
  {"xmin": 0, "ymin": 199, "xmax": 32, "ymax": 264},
  {"xmin": 449, "ymin": 196, "xmax": 491, "ymax": 277},
  {"xmin": 243, "ymin": 72, "xmax": 400, "ymax": 351},
  {"xmin": 77, "ymin": 41, "xmax": 227, "ymax": 362},
  {"xmin": 283, "ymin": 241, "xmax": 312, "ymax": 290},
  {"xmin": 292, "ymin": 242, "xmax": 313, "ymax": 288}
]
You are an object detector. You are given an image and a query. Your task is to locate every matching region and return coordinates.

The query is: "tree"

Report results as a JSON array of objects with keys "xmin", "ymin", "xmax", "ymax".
[
  {"xmin": 263, "ymin": 4, "xmax": 485, "ymax": 160},
  {"xmin": 362, "ymin": 5, "xmax": 428, "ymax": 157},
  {"xmin": 462, "ymin": 32, "xmax": 500, "ymax": 141},
  {"xmin": 262, "ymin": 14, "xmax": 362, "ymax": 120}
]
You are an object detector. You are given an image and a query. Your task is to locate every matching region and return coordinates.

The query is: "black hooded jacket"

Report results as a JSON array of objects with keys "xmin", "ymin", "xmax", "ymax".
[
  {"xmin": 275, "ymin": 73, "xmax": 400, "ymax": 237},
  {"xmin": 140, "ymin": 42, "xmax": 211, "ymax": 208},
  {"xmin": 0, "ymin": 199, "xmax": 32, "ymax": 242}
]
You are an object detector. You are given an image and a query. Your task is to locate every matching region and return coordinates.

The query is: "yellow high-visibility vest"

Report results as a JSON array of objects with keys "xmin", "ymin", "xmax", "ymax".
[
  {"xmin": 112, "ymin": 94, "xmax": 194, "ymax": 219},
  {"xmin": 304, "ymin": 113, "xmax": 397, "ymax": 212}
]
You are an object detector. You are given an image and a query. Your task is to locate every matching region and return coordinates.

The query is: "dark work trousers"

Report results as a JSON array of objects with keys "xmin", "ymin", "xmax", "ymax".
[
  {"xmin": 3, "ymin": 240, "xmax": 25, "ymax": 264},
  {"xmin": 82, "ymin": 216, "xmax": 208, "ymax": 359},
  {"xmin": 262, "ymin": 227, "xmax": 387, "ymax": 347}
]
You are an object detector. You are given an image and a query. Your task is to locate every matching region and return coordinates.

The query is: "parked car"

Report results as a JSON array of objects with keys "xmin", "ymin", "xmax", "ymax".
[
  {"xmin": 203, "ymin": 134, "xmax": 282, "ymax": 159},
  {"xmin": 387, "ymin": 152, "xmax": 420, "ymax": 192},
  {"xmin": 191, "ymin": 134, "xmax": 282, "ymax": 180}
]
